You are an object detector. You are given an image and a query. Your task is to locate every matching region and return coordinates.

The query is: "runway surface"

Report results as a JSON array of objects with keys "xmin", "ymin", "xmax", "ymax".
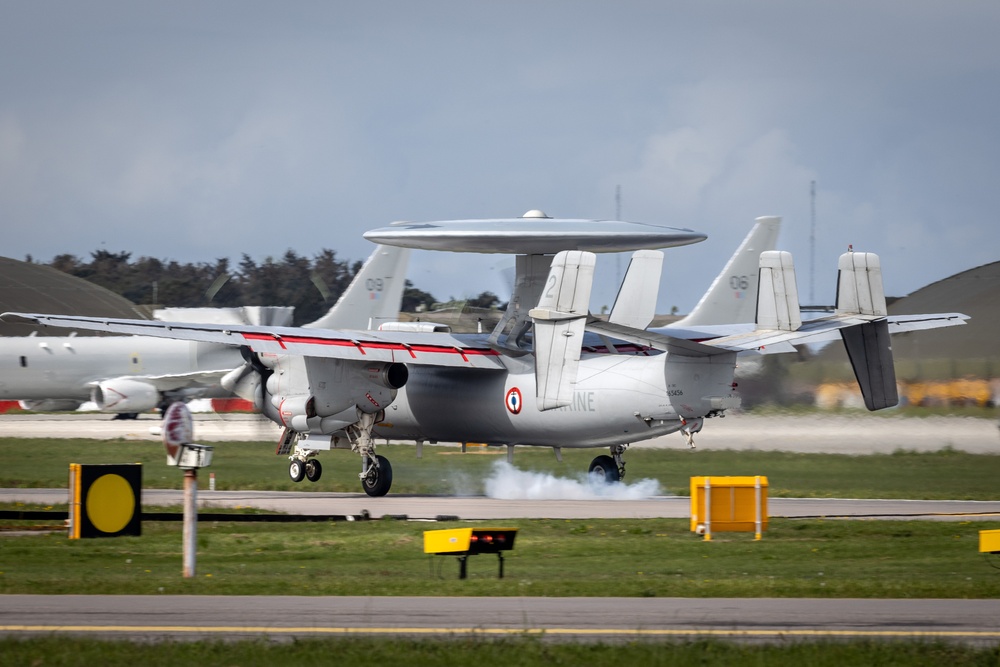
[
  {"xmin": 2, "ymin": 595, "xmax": 999, "ymax": 643},
  {"xmin": 4, "ymin": 488, "xmax": 1000, "ymax": 521},
  {"xmin": 1, "ymin": 411, "xmax": 998, "ymax": 454}
]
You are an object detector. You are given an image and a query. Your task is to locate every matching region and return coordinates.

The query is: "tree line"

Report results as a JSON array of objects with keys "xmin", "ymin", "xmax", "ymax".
[
  {"xmin": 42, "ymin": 249, "xmax": 440, "ymax": 326},
  {"xmin": 41, "ymin": 249, "xmax": 500, "ymax": 326}
]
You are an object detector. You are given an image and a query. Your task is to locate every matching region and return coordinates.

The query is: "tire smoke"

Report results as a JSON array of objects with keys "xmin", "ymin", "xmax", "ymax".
[{"xmin": 483, "ymin": 460, "xmax": 662, "ymax": 500}]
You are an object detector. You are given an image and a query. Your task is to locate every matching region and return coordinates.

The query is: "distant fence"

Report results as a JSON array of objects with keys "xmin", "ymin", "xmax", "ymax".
[{"xmin": 815, "ymin": 378, "xmax": 999, "ymax": 409}]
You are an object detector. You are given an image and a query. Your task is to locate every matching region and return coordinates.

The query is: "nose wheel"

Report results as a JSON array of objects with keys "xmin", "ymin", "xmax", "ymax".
[{"xmin": 288, "ymin": 448, "xmax": 323, "ymax": 483}]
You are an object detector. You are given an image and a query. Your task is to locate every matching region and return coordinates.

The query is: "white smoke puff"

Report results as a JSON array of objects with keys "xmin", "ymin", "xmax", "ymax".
[{"xmin": 484, "ymin": 461, "xmax": 662, "ymax": 500}]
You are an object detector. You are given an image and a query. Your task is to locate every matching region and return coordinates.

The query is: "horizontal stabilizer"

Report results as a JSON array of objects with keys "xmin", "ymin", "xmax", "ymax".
[
  {"xmin": 609, "ymin": 250, "xmax": 663, "ymax": 329},
  {"xmin": 756, "ymin": 251, "xmax": 801, "ymax": 331},
  {"xmin": 529, "ymin": 251, "xmax": 596, "ymax": 410},
  {"xmin": 841, "ymin": 320, "xmax": 898, "ymax": 410},
  {"xmin": 837, "ymin": 252, "xmax": 886, "ymax": 317}
]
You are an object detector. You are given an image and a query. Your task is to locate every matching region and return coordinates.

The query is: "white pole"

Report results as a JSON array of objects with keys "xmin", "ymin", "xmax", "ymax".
[
  {"xmin": 183, "ymin": 468, "xmax": 197, "ymax": 578},
  {"xmin": 704, "ymin": 477, "xmax": 712, "ymax": 541},
  {"xmin": 754, "ymin": 476, "xmax": 762, "ymax": 541}
]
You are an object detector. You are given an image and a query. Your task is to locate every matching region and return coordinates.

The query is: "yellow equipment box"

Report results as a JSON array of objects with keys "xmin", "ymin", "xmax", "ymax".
[
  {"xmin": 979, "ymin": 529, "xmax": 1000, "ymax": 554},
  {"xmin": 424, "ymin": 527, "xmax": 518, "ymax": 579},
  {"xmin": 690, "ymin": 476, "xmax": 768, "ymax": 540}
]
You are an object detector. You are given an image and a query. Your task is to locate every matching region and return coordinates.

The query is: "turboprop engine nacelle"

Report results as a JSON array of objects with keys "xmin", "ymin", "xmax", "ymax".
[
  {"xmin": 91, "ymin": 378, "xmax": 160, "ymax": 413},
  {"xmin": 265, "ymin": 358, "xmax": 408, "ymax": 433}
]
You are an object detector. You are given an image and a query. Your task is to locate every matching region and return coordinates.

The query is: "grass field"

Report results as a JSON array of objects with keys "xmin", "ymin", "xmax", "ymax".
[
  {"xmin": 2, "ymin": 517, "xmax": 998, "ymax": 598},
  {"xmin": 2, "ymin": 431, "xmax": 999, "ymax": 660},
  {"xmin": 2, "ymin": 437, "xmax": 999, "ymax": 500},
  {"xmin": 1, "ymin": 636, "xmax": 997, "ymax": 667}
]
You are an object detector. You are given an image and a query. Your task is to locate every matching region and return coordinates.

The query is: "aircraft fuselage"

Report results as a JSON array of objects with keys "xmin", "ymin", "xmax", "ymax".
[
  {"xmin": 0, "ymin": 336, "xmax": 241, "ymax": 402},
  {"xmin": 372, "ymin": 351, "xmax": 739, "ymax": 448}
]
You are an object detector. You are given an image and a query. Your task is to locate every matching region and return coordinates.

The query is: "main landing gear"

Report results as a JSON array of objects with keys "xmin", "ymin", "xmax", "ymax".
[
  {"xmin": 283, "ymin": 410, "xmax": 394, "ymax": 497},
  {"xmin": 589, "ymin": 444, "xmax": 628, "ymax": 483}
]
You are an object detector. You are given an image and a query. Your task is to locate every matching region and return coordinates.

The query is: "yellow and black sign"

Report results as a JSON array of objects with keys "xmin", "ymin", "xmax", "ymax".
[{"xmin": 68, "ymin": 463, "xmax": 142, "ymax": 539}]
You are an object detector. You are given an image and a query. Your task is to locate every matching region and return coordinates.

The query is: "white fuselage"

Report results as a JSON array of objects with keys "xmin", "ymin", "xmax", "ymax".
[
  {"xmin": 0, "ymin": 336, "xmax": 243, "ymax": 402},
  {"xmin": 372, "ymin": 350, "xmax": 739, "ymax": 448}
]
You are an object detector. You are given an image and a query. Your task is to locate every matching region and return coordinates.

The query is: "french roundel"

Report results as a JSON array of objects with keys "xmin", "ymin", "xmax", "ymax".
[{"xmin": 505, "ymin": 387, "xmax": 522, "ymax": 415}]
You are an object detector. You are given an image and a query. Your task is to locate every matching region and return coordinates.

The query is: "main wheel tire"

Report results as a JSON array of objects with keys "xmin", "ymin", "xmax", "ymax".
[
  {"xmin": 289, "ymin": 459, "xmax": 306, "ymax": 483},
  {"xmin": 589, "ymin": 455, "xmax": 621, "ymax": 483},
  {"xmin": 361, "ymin": 454, "xmax": 393, "ymax": 497},
  {"xmin": 305, "ymin": 458, "xmax": 323, "ymax": 483}
]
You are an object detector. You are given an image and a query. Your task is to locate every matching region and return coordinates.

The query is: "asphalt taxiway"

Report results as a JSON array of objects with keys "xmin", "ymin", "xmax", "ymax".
[{"xmin": 2, "ymin": 595, "xmax": 999, "ymax": 643}]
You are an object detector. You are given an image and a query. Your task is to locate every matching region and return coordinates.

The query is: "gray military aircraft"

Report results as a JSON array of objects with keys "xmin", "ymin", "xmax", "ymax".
[
  {"xmin": 0, "ymin": 245, "xmax": 408, "ymax": 417},
  {"xmin": 2, "ymin": 211, "xmax": 966, "ymax": 495}
]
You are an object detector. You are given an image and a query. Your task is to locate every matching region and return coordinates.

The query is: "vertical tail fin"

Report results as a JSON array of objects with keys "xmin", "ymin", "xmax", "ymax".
[
  {"xmin": 608, "ymin": 250, "xmax": 663, "ymax": 329},
  {"xmin": 677, "ymin": 216, "xmax": 781, "ymax": 326},
  {"xmin": 303, "ymin": 245, "xmax": 409, "ymax": 330},
  {"xmin": 528, "ymin": 251, "xmax": 596, "ymax": 410},
  {"xmin": 836, "ymin": 251, "xmax": 887, "ymax": 317},
  {"xmin": 755, "ymin": 250, "xmax": 801, "ymax": 331},
  {"xmin": 836, "ymin": 251, "xmax": 897, "ymax": 410}
]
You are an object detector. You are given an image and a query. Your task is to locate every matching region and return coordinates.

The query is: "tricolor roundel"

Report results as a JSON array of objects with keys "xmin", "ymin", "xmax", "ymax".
[{"xmin": 505, "ymin": 387, "xmax": 522, "ymax": 415}]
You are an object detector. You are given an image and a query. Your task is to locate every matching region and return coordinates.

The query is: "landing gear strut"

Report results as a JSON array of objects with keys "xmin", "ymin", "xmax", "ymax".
[
  {"xmin": 347, "ymin": 410, "xmax": 393, "ymax": 496},
  {"xmin": 589, "ymin": 444, "xmax": 628, "ymax": 483}
]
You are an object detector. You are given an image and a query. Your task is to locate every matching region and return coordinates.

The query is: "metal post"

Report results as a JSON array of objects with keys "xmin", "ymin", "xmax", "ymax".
[
  {"xmin": 458, "ymin": 556, "xmax": 468, "ymax": 580},
  {"xmin": 498, "ymin": 553, "xmax": 505, "ymax": 579},
  {"xmin": 704, "ymin": 476, "xmax": 712, "ymax": 541},
  {"xmin": 183, "ymin": 468, "xmax": 197, "ymax": 578},
  {"xmin": 754, "ymin": 476, "xmax": 762, "ymax": 541}
]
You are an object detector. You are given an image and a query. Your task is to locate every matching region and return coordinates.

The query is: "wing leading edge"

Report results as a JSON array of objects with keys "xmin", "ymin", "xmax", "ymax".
[{"xmin": 0, "ymin": 313, "xmax": 506, "ymax": 371}]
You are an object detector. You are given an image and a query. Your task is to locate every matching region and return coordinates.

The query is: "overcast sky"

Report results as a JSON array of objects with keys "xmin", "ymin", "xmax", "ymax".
[{"xmin": 2, "ymin": 1, "xmax": 998, "ymax": 314}]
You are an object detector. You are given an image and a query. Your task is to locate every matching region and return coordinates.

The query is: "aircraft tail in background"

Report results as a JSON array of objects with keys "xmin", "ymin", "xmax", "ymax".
[
  {"xmin": 674, "ymin": 216, "xmax": 781, "ymax": 327},
  {"xmin": 303, "ymin": 245, "xmax": 409, "ymax": 330}
]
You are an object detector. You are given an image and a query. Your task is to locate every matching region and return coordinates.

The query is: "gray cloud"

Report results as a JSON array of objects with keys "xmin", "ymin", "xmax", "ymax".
[{"xmin": 1, "ymin": 1, "xmax": 998, "ymax": 311}]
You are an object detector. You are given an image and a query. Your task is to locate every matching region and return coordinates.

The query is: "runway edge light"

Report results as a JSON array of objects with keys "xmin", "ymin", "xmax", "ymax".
[{"xmin": 424, "ymin": 527, "xmax": 518, "ymax": 579}]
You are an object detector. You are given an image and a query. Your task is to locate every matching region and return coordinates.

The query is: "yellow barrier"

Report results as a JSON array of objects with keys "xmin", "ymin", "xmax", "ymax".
[
  {"xmin": 690, "ymin": 476, "xmax": 768, "ymax": 541},
  {"xmin": 979, "ymin": 529, "xmax": 1000, "ymax": 554}
]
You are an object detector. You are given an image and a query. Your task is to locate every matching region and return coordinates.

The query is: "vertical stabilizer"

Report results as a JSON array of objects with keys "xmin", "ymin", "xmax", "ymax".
[
  {"xmin": 677, "ymin": 216, "xmax": 781, "ymax": 326},
  {"xmin": 528, "ymin": 251, "xmax": 596, "ymax": 410},
  {"xmin": 836, "ymin": 251, "xmax": 887, "ymax": 317},
  {"xmin": 303, "ymin": 245, "xmax": 409, "ymax": 330},
  {"xmin": 609, "ymin": 250, "xmax": 663, "ymax": 329},
  {"xmin": 836, "ymin": 251, "xmax": 897, "ymax": 410},
  {"xmin": 755, "ymin": 250, "xmax": 801, "ymax": 331}
]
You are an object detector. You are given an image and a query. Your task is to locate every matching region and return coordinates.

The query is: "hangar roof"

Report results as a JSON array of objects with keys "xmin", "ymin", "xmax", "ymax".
[
  {"xmin": 888, "ymin": 260, "xmax": 1000, "ymax": 360},
  {"xmin": 0, "ymin": 257, "xmax": 146, "ymax": 337}
]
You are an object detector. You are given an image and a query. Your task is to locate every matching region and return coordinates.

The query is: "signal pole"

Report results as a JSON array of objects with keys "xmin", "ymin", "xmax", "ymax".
[{"xmin": 810, "ymin": 180, "xmax": 816, "ymax": 305}]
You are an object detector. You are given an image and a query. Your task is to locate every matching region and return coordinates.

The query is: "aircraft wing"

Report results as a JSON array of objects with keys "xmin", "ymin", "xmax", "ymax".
[
  {"xmin": 691, "ymin": 312, "xmax": 969, "ymax": 352},
  {"xmin": 1, "ymin": 312, "xmax": 506, "ymax": 370},
  {"xmin": 588, "ymin": 311, "xmax": 968, "ymax": 357}
]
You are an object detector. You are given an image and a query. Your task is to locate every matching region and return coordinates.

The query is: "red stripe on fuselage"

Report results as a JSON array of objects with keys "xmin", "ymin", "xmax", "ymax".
[{"xmin": 239, "ymin": 332, "xmax": 500, "ymax": 359}]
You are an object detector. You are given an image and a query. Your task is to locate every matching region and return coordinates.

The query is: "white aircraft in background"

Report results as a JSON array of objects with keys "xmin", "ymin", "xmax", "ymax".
[
  {"xmin": 4, "ymin": 211, "xmax": 964, "ymax": 496},
  {"xmin": 0, "ymin": 245, "xmax": 409, "ymax": 417}
]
